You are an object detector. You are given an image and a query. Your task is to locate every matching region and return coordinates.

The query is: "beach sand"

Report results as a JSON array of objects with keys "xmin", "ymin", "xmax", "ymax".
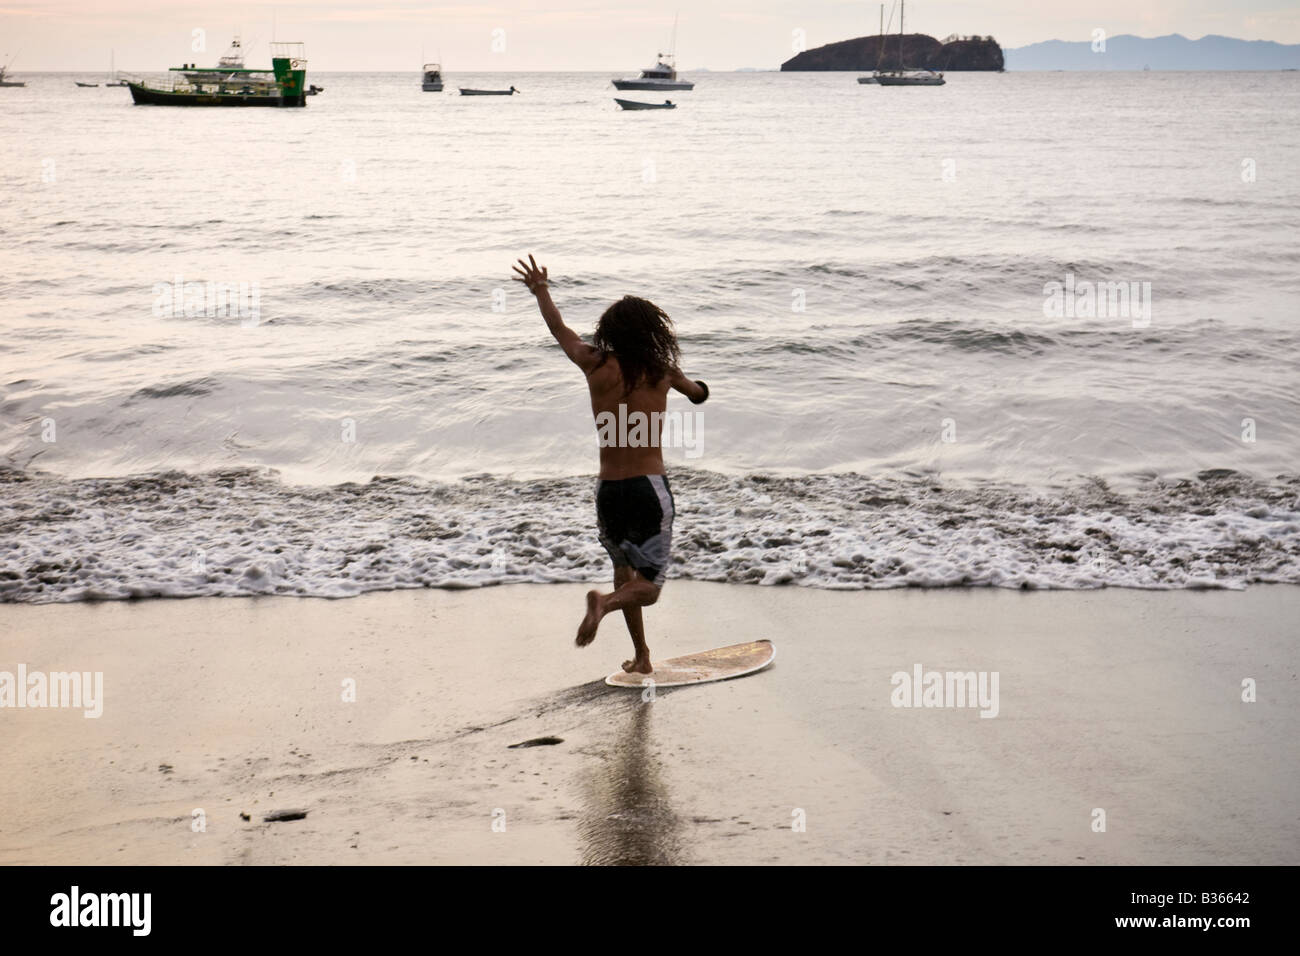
[{"xmin": 1, "ymin": 583, "xmax": 1296, "ymax": 865}]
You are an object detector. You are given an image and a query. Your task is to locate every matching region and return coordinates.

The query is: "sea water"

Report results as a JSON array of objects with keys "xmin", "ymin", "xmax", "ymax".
[{"xmin": 1, "ymin": 71, "xmax": 1297, "ymax": 599}]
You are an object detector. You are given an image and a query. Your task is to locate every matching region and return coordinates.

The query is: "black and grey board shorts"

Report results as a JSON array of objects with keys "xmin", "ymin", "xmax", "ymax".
[{"xmin": 595, "ymin": 474, "xmax": 675, "ymax": 589}]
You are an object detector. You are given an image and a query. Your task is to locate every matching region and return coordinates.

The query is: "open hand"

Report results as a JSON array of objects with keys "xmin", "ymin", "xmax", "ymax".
[{"xmin": 511, "ymin": 255, "xmax": 549, "ymax": 295}]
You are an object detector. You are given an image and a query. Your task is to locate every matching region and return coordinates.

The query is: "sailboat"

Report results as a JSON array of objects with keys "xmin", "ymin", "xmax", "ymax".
[
  {"xmin": 612, "ymin": 13, "xmax": 694, "ymax": 91},
  {"xmin": 874, "ymin": 0, "xmax": 945, "ymax": 85},
  {"xmin": 858, "ymin": 4, "xmax": 886, "ymax": 84},
  {"xmin": 106, "ymin": 50, "xmax": 128, "ymax": 87},
  {"xmin": 0, "ymin": 60, "xmax": 25, "ymax": 87}
]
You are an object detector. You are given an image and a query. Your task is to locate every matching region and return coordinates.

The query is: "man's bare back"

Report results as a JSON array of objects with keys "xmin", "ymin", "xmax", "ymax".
[
  {"xmin": 586, "ymin": 355, "xmax": 707, "ymax": 479},
  {"xmin": 512, "ymin": 255, "xmax": 707, "ymax": 674}
]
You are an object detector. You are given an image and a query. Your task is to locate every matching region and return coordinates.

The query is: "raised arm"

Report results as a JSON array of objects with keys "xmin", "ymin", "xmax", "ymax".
[
  {"xmin": 670, "ymin": 366, "xmax": 709, "ymax": 404},
  {"xmin": 512, "ymin": 255, "xmax": 600, "ymax": 373}
]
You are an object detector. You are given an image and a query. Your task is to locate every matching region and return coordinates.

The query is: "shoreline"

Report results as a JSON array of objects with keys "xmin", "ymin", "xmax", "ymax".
[
  {"xmin": 4, "ymin": 467, "xmax": 1297, "ymax": 602},
  {"xmin": 2, "ymin": 582, "xmax": 1296, "ymax": 864}
]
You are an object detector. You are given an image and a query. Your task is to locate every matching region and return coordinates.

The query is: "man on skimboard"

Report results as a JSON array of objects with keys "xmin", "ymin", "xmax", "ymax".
[{"xmin": 512, "ymin": 255, "xmax": 708, "ymax": 674}]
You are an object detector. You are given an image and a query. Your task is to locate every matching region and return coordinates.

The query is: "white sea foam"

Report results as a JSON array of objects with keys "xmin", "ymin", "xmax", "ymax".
[{"xmin": 2, "ymin": 467, "xmax": 1296, "ymax": 603}]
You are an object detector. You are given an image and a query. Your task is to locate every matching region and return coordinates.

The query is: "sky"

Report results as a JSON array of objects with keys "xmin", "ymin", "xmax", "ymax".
[{"xmin": 2, "ymin": 0, "xmax": 1299, "ymax": 71}]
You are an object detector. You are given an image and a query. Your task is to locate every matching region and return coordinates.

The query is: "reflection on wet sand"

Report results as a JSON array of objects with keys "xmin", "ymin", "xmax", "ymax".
[{"xmin": 577, "ymin": 694, "xmax": 686, "ymax": 865}]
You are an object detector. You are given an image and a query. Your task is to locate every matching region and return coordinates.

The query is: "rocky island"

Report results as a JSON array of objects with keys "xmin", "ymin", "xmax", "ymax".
[{"xmin": 781, "ymin": 33, "xmax": 1004, "ymax": 72}]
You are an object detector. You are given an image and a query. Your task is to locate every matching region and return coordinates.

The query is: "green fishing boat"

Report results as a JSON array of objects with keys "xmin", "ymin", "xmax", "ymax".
[{"xmin": 128, "ymin": 42, "xmax": 308, "ymax": 107}]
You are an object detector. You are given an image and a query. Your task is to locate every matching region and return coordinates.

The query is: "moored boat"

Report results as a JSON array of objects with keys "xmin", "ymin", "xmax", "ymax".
[
  {"xmin": 75, "ymin": 81, "xmax": 99, "ymax": 88},
  {"xmin": 612, "ymin": 58, "xmax": 693, "ymax": 91},
  {"xmin": 875, "ymin": 69, "xmax": 944, "ymax": 85},
  {"xmin": 858, "ymin": 3, "xmax": 885, "ymax": 84},
  {"xmin": 0, "ymin": 64, "xmax": 25, "ymax": 87},
  {"xmin": 128, "ymin": 42, "xmax": 309, "ymax": 107},
  {"xmin": 180, "ymin": 36, "xmax": 247, "ymax": 84},
  {"xmin": 612, "ymin": 14, "xmax": 694, "ymax": 91},
  {"xmin": 421, "ymin": 63, "xmax": 443, "ymax": 91},
  {"xmin": 873, "ymin": 1, "xmax": 945, "ymax": 86},
  {"xmin": 106, "ymin": 50, "xmax": 128, "ymax": 86},
  {"xmin": 459, "ymin": 86, "xmax": 518, "ymax": 95},
  {"xmin": 614, "ymin": 98, "xmax": 676, "ymax": 110}
]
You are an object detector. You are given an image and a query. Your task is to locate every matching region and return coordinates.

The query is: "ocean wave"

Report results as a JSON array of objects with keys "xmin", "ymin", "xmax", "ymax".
[{"xmin": 2, "ymin": 466, "xmax": 1296, "ymax": 604}]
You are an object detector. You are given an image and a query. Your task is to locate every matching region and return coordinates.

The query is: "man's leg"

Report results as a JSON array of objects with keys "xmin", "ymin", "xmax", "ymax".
[
  {"xmin": 613, "ymin": 565, "xmax": 654, "ymax": 673},
  {"xmin": 575, "ymin": 565, "xmax": 659, "ymax": 656}
]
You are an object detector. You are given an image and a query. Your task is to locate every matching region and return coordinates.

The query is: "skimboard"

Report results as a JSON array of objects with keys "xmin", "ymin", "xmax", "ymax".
[{"xmin": 605, "ymin": 639, "xmax": 775, "ymax": 688}]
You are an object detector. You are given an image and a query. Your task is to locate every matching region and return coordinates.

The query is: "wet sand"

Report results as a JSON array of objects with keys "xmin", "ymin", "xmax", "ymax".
[{"xmin": 1, "ymin": 583, "xmax": 1297, "ymax": 865}]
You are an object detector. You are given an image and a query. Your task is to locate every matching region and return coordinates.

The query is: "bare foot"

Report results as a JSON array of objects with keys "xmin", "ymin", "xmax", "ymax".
[
  {"xmin": 621, "ymin": 655, "xmax": 653, "ymax": 674},
  {"xmin": 576, "ymin": 590, "xmax": 603, "ymax": 647}
]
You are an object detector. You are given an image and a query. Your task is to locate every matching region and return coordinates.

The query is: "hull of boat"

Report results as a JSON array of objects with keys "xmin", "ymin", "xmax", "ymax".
[
  {"xmin": 75, "ymin": 82, "xmax": 99, "ymax": 87},
  {"xmin": 875, "ymin": 74, "xmax": 945, "ymax": 86},
  {"xmin": 614, "ymin": 98, "xmax": 676, "ymax": 110},
  {"xmin": 856, "ymin": 76, "xmax": 878, "ymax": 84},
  {"xmin": 127, "ymin": 82, "xmax": 305, "ymax": 107},
  {"xmin": 459, "ymin": 88, "xmax": 515, "ymax": 95},
  {"xmin": 421, "ymin": 82, "xmax": 444, "ymax": 91},
  {"xmin": 611, "ymin": 79, "xmax": 694, "ymax": 91}
]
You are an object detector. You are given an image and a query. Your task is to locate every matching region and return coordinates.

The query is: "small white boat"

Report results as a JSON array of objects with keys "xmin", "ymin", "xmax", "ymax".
[
  {"xmin": 181, "ymin": 36, "xmax": 246, "ymax": 84},
  {"xmin": 421, "ymin": 62, "xmax": 443, "ymax": 92},
  {"xmin": 614, "ymin": 98, "xmax": 676, "ymax": 110},
  {"xmin": 105, "ymin": 50, "xmax": 128, "ymax": 86},
  {"xmin": 612, "ymin": 59, "xmax": 693, "ymax": 91},
  {"xmin": 612, "ymin": 15, "xmax": 694, "ymax": 91}
]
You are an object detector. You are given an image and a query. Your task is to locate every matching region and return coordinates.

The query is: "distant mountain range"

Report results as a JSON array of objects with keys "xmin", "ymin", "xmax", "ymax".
[{"xmin": 1005, "ymin": 34, "xmax": 1300, "ymax": 70}]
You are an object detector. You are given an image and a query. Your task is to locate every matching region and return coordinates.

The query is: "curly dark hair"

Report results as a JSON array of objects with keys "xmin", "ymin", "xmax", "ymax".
[{"xmin": 592, "ymin": 295, "xmax": 681, "ymax": 394}]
